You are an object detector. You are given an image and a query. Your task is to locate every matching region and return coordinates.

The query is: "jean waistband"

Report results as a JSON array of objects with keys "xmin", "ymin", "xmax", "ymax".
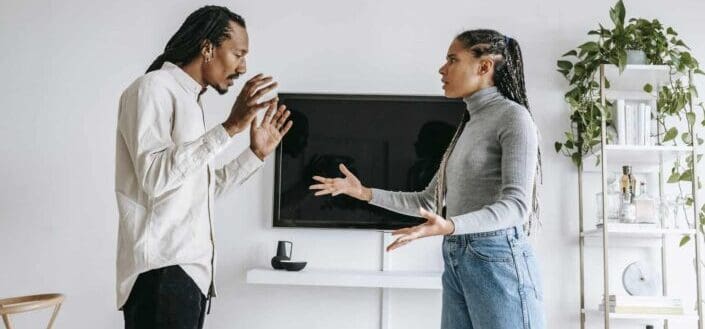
[{"xmin": 445, "ymin": 225, "xmax": 524, "ymax": 243}]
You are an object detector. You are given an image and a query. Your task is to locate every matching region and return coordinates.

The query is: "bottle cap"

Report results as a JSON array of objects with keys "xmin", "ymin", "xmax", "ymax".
[{"xmin": 622, "ymin": 165, "xmax": 631, "ymax": 174}]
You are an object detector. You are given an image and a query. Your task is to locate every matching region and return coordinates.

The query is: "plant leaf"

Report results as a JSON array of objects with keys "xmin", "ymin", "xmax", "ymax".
[
  {"xmin": 680, "ymin": 235, "xmax": 691, "ymax": 247},
  {"xmin": 682, "ymin": 132, "xmax": 693, "ymax": 145},
  {"xmin": 571, "ymin": 153, "xmax": 582, "ymax": 167},
  {"xmin": 610, "ymin": 0, "xmax": 626, "ymax": 28},
  {"xmin": 617, "ymin": 1, "xmax": 626, "ymax": 25},
  {"xmin": 686, "ymin": 112, "xmax": 696, "ymax": 127},
  {"xmin": 668, "ymin": 171, "xmax": 681, "ymax": 183},
  {"xmin": 557, "ymin": 60, "xmax": 573, "ymax": 70},
  {"xmin": 644, "ymin": 83, "xmax": 653, "ymax": 93},
  {"xmin": 663, "ymin": 127, "xmax": 678, "ymax": 142},
  {"xmin": 562, "ymin": 50, "xmax": 578, "ymax": 57},
  {"xmin": 680, "ymin": 169, "xmax": 693, "ymax": 182},
  {"xmin": 618, "ymin": 49, "xmax": 628, "ymax": 72},
  {"xmin": 579, "ymin": 41, "xmax": 600, "ymax": 52}
]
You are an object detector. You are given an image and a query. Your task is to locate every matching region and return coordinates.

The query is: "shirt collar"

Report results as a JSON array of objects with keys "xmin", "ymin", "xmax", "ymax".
[
  {"xmin": 162, "ymin": 62, "xmax": 206, "ymax": 97},
  {"xmin": 462, "ymin": 86, "xmax": 502, "ymax": 115}
]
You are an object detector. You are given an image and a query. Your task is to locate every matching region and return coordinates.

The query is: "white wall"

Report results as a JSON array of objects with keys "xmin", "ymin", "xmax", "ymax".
[{"xmin": 1, "ymin": 0, "xmax": 704, "ymax": 328}]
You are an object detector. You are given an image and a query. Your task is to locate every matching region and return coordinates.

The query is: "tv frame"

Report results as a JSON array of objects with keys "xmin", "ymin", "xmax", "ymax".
[{"xmin": 272, "ymin": 92, "xmax": 464, "ymax": 230}]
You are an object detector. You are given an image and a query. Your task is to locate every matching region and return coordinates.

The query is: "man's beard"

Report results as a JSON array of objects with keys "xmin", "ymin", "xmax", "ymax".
[
  {"xmin": 215, "ymin": 86, "xmax": 228, "ymax": 95},
  {"xmin": 214, "ymin": 73, "xmax": 240, "ymax": 95}
]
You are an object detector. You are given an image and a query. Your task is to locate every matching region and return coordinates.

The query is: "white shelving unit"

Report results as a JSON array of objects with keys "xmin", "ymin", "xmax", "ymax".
[
  {"xmin": 576, "ymin": 64, "xmax": 704, "ymax": 329},
  {"xmin": 246, "ymin": 268, "xmax": 442, "ymax": 290}
]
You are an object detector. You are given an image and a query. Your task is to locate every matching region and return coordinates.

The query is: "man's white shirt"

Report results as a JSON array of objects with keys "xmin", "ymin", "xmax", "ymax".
[{"xmin": 115, "ymin": 62, "xmax": 263, "ymax": 309}]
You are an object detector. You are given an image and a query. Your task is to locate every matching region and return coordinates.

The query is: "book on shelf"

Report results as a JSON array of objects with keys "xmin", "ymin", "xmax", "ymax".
[
  {"xmin": 600, "ymin": 295, "xmax": 684, "ymax": 314},
  {"xmin": 607, "ymin": 295, "xmax": 683, "ymax": 306},
  {"xmin": 599, "ymin": 304, "xmax": 684, "ymax": 315},
  {"xmin": 625, "ymin": 103, "xmax": 635, "ymax": 145},
  {"xmin": 615, "ymin": 99, "xmax": 626, "ymax": 145},
  {"xmin": 638, "ymin": 103, "xmax": 650, "ymax": 146},
  {"xmin": 595, "ymin": 222, "xmax": 659, "ymax": 230},
  {"xmin": 612, "ymin": 99, "xmax": 652, "ymax": 146}
]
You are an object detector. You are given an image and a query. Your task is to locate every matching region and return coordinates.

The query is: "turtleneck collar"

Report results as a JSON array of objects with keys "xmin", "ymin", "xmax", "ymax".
[{"xmin": 462, "ymin": 86, "xmax": 502, "ymax": 115}]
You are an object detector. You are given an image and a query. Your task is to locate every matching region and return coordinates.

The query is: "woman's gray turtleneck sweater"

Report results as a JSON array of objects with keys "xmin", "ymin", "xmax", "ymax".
[{"xmin": 370, "ymin": 86, "xmax": 538, "ymax": 235}]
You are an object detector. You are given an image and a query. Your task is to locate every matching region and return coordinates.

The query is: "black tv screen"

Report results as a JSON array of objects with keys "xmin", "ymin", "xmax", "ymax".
[{"xmin": 273, "ymin": 93, "xmax": 465, "ymax": 230}]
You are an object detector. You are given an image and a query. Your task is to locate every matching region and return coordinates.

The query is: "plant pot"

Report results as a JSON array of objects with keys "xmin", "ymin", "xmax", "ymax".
[{"xmin": 626, "ymin": 49, "xmax": 647, "ymax": 65}]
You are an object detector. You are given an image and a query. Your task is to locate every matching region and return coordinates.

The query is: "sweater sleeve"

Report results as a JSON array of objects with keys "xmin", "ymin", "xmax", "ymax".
[
  {"xmin": 449, "ymin": 109, "xmax": 538, "ymax": 235},
  {"xmin": 368, "ymin": 172, "xmax": 439, "ymax": 217}
]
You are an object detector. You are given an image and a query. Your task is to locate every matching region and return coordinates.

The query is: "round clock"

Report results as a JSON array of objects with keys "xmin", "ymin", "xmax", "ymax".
[{"xmin": 622, "ymin": 260, "xmax": 659, "ymax": 296}]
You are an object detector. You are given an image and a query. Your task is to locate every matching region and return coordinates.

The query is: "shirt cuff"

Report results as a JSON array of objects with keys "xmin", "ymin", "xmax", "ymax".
[
  {"xmin": 235, "ymin": 147, "xmax": 265, "ymax": 173},
  {"xmin": 369, "ymin": 188, "xmax": 378, "ymax": 204}
]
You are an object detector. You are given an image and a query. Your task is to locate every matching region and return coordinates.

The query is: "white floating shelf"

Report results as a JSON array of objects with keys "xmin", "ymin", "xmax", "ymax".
[
  {"xmin": 246, "ymin": 268, "xmax": 442, "ymax": 290},
  {"xmin": 584, "ymin": 144, "xmax": 695, "ymax": 172},
  {"xmin": 583, "ymin": 226, "xmax": 696, "ymax": 239},
  {"xmin": 586, "ymin": 309, "xmax": 699, "ymax": 321},
  {"xmin": 604, "ymin": 89, "xmax": 656, "ymax": 101},
  {"xmin": 603, "ymin": 64, "xmax": 672, "ymax": 91},
  {"xmin": 603, "ymin": 144, "xmax": 693, "ymax": 152}
]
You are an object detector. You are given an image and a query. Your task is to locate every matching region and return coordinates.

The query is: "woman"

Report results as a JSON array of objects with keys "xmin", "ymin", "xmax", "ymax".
[{"xmin": 309, "ymin": 29, "xmax": 545, "ymax": 329}]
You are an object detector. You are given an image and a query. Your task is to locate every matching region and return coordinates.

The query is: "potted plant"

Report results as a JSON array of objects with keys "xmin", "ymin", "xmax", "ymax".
[{"xmin": 555, "ymin": 0, "xmax": 705, "ymax": 242}]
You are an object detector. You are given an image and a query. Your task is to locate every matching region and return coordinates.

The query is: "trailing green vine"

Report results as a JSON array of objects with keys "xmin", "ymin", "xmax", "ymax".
[{"xmin": 554, "ymin": 0, "xmax": 705, "ymax": 242}]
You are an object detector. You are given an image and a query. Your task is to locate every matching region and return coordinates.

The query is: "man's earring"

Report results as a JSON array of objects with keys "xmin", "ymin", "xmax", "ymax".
[{"xmin": 204, "ymin": 45, "xmax": 214, "ymax": 63}]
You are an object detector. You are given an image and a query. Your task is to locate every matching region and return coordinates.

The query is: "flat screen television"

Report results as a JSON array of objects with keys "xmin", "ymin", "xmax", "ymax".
[{"xmin": 273, "ymin": 93, "xmax": 466, "ymax": 230}]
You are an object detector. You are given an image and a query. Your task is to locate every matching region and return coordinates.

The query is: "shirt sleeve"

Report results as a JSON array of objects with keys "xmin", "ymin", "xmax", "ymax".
[
  {"xmin": 449, "ymin": 109, "xmax": 538, "ymax": 235},
  {"xmin": 118, "ymin": 79, "xmax": 232, "ymax": 198},
  {"xmin": 368, "ymin": 172, "xmax": 439, "ymax": 217},
  {"xmin": 214, "ymin": 147, "xmax": 264, "ymax": 198}
]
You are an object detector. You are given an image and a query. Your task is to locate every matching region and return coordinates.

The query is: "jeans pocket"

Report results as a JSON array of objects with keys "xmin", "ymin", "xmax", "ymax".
[{"xmin": 466, "ymin": 235, "xmax": 513, "ymax": 263}]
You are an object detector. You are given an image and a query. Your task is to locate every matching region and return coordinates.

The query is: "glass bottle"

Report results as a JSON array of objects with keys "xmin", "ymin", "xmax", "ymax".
[
  {"xmin": 619, "ymin": 190, "xmax": 636, "ymax": 223},
  {"xmin": 634, "ymin": 182, "xmax": 657, "ymax": 224},
  {"xmin": 620, "ymin": 165, "xmax": 637, "ymax": 196},
  {"xmin": 596, "ymin": 175, "xmax": 621, "ymax": 225}
]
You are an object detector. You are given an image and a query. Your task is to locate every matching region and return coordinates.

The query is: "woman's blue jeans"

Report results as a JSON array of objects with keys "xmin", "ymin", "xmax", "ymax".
[{"xmin": 441, "ymin": 226, "xmax": 545, "ymax": 329}]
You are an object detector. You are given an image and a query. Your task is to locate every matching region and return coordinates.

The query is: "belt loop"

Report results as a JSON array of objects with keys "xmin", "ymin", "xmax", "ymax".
[
  {"xmin": 507, "ymin": 226, "xmax": 520, "ymax": 242},
  {"xmin": 507, "ymin": 227, "xmax": 516, "ymax": 247}
]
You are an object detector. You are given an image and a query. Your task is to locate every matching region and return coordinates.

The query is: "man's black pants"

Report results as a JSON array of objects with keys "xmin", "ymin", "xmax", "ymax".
[{"xmin": 123, "ymin": 265, "xmax": 207, "ymax": 329}]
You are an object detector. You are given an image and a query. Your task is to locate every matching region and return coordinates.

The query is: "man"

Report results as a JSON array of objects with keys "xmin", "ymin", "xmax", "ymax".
[{"xmin": 114, "ymin": 6, "xmax": 291, "ymax": 329}]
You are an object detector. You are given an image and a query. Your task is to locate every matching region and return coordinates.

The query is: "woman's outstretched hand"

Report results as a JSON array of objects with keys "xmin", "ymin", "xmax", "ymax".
[
  {"xmin": 309, "ymin": 164, "xmax": 372, "ymax": 201},
  {"xmin": 386, "ymin": 208, "xmax": 456, "ymax": 252}
]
